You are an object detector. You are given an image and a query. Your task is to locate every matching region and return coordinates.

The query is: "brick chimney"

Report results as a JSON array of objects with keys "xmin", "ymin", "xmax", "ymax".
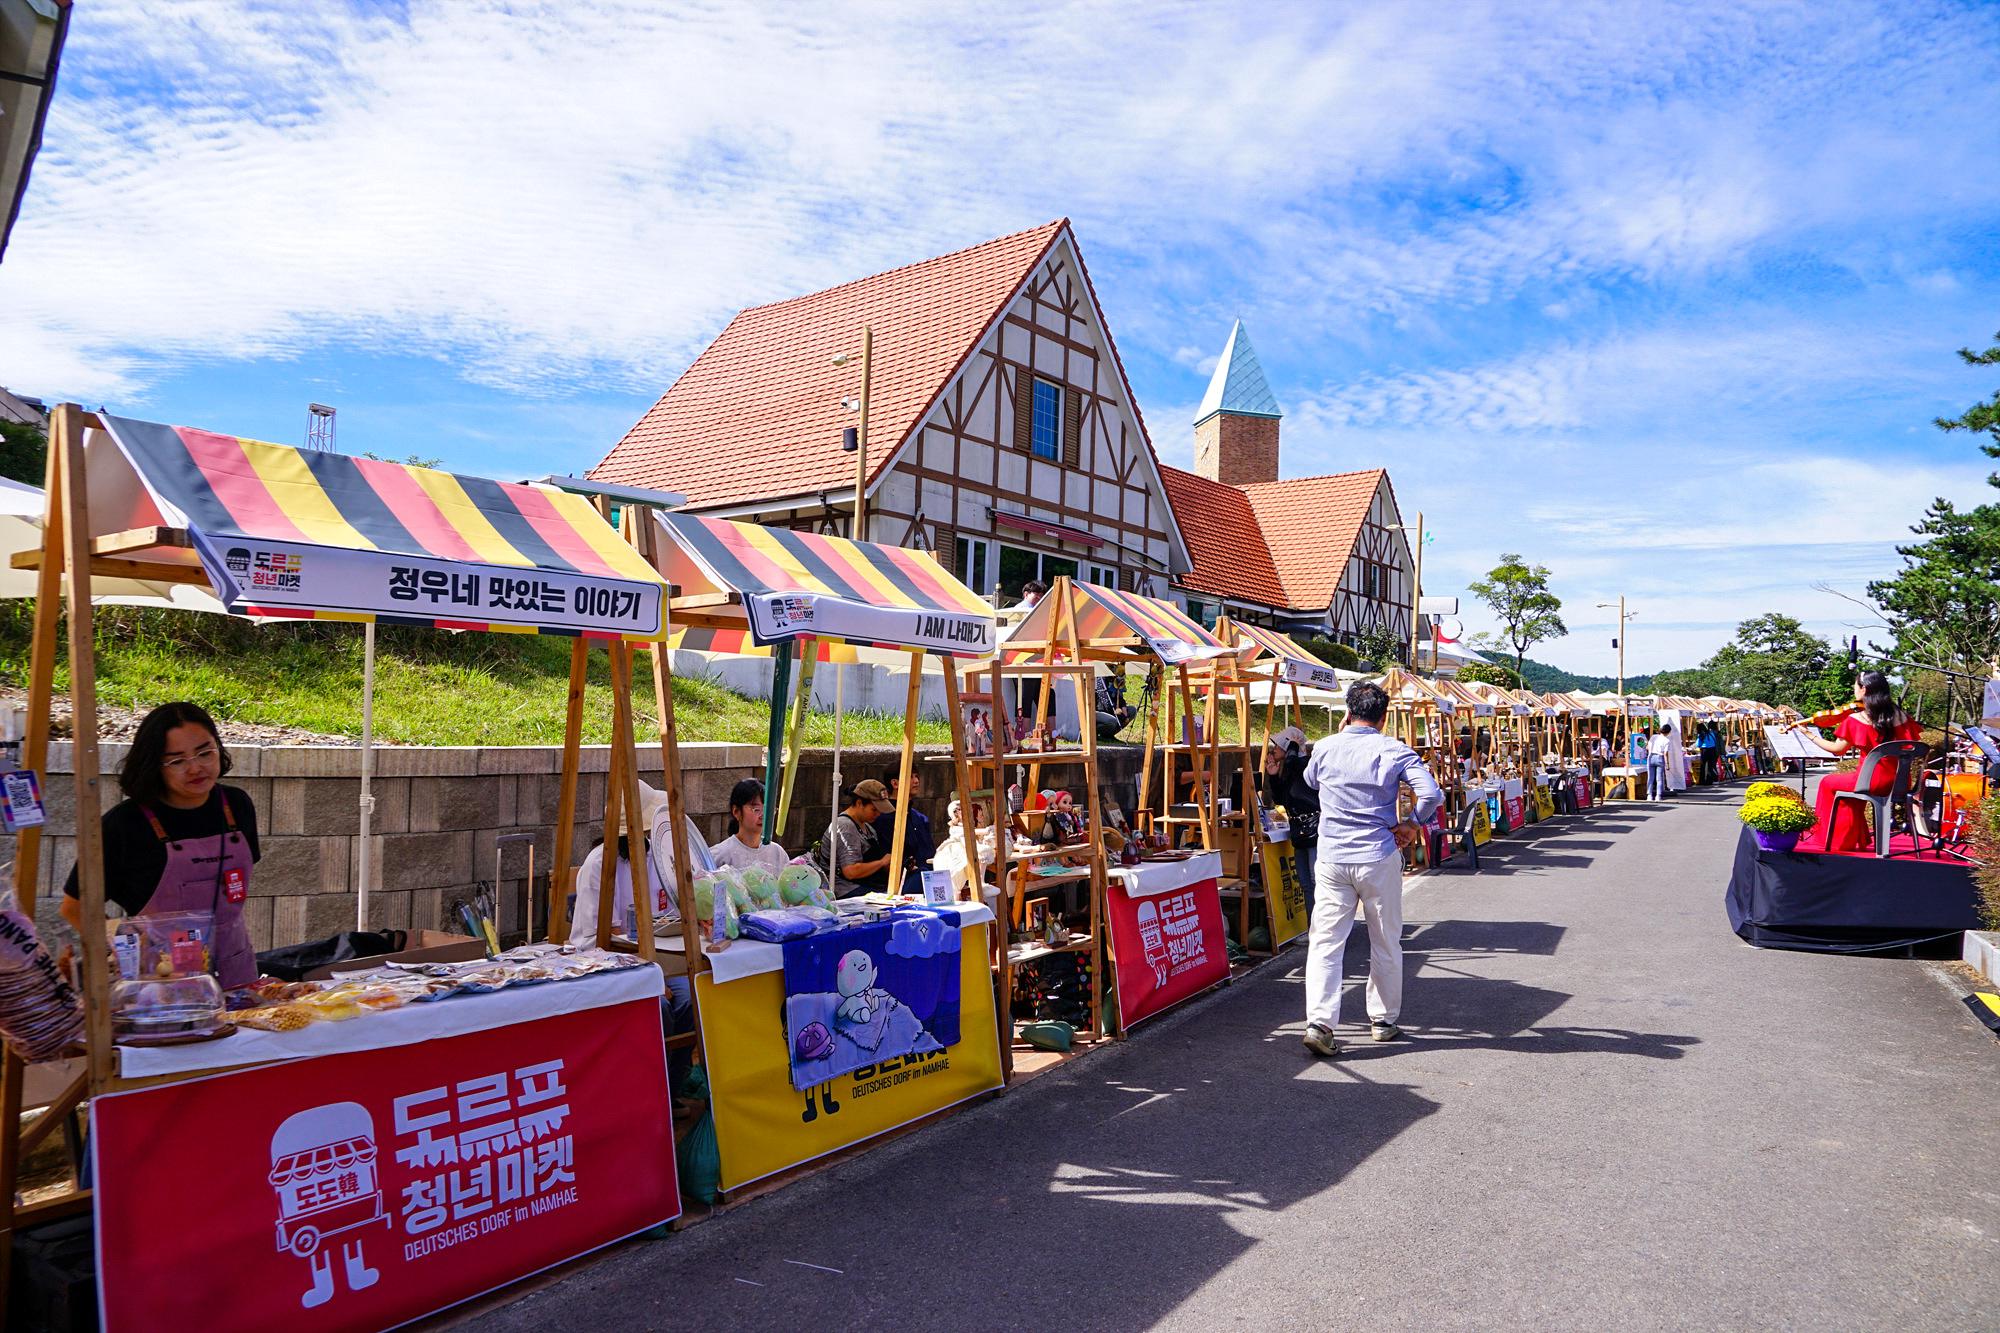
[{"xmin": 1192, "ymin": 320, "xmax": 1282, "ymax": 487}]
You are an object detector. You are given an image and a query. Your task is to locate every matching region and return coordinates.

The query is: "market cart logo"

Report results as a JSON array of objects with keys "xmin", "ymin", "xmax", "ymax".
[
  {"xmin": 768, "ymin": 596, "xmax": 816, "ymax": 631},
  {"xmin": 225, "ymin": 546, "xmax": 252, "ymax": 575},
  {"xmin": 250, "ymin": 549, "xmax": 305, "ymax": 591},
  {"xmin": 269, "ymin": 1101, "xmax": 387, "ymax": 1310}
]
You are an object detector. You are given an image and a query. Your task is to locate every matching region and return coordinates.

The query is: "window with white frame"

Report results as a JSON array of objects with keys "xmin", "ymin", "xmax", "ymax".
[
  {"xmin": 954, "ymin": 536, "xmax": 992, "ymax": 600},
  {"xmin": 1082, "ymin": 561, "xmax": 1117, "ymax": 588},
  {"xmin": 1030, "ymin": 379, "xmax": 1062, "ymax": 460}
]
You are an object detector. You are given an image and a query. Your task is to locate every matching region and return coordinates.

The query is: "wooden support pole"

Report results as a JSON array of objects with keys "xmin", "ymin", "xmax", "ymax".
[
  {"xmin": 609, "ymin": 644, "xmax": 657, "ymax": 963},
  {"xmin": 547, "ymin": 636, "xmax": 589, "ymax": 944},
  {"xmin": 0, "ymin": 404, "xmax": 78, "ymax": 1292},
  {"xmin": 886, "ymin": 650, "xmax": 922, "ymax": 896},
  {"xmin": 56, "ymin": 408, "xmax": 113, "ymax": 1093}
]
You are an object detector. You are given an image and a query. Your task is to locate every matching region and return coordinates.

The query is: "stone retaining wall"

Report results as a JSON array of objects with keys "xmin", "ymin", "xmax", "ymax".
[{"xmin": 2, "ymin": 741, "xmax": 1143, "ymax": 949}]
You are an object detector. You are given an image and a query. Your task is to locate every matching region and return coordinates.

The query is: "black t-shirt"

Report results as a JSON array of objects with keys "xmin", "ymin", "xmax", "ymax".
[{"xmin": 62, "ymin": 786, "xmax": 262, "ymax": 915}]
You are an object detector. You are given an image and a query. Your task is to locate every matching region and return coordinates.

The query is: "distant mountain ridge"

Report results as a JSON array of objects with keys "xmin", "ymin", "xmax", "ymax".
[{"xmin": 1517, "ymin": 657, "xmax": 1656, "ymax": 694}]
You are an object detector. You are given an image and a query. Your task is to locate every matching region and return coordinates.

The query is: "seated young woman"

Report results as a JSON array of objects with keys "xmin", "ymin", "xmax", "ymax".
[
  {"xmin": 708, "ymin": 777, "xmax": 789, "ymax": 873},
  {"xmin": 1802, "ymin": 671, "xmax": 1923, "ymax": 852}
]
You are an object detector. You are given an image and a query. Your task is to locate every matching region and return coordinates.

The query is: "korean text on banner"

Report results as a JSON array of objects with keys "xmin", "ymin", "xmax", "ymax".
[
  {"xmin": 198, "ymin": 536, "xmax": 664, "ymax": 637},
  {"xmin": 92, "ymin": 998, "xmax": 675, "ymax": 1333},
  {"xmin": 1106, "ymin": 876, "xmax": 1230, "ymax": 1030},
  {"xmin": 1258, "ymin": 839, "xmax": 1310, "ymax": 949},
  {"xmin": 697, "ymin": 924, "xmax": 1001, "ymax": 1192}
]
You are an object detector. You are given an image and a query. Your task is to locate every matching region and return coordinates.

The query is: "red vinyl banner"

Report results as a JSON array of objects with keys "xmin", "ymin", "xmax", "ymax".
[
  {"xmin": 92, "ymin": 997, "xmax": 676, "ymax": 1333},
  {"xmin": 1573, "ymin": 774, "xmax": 1594, "ymax": 809},
  {"xmin": 1502, "ymin": 794, "xmax": 1527, "ymax": 831},
  {"xmin": 1106, "ymin": 876, "xmax": 1230, "ymax": 1030}
]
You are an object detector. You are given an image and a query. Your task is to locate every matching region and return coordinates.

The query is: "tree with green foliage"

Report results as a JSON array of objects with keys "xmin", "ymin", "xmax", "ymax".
[
  {"xmin": 1458, "ymin": 662, "xmax": 1525, "ymax": 690},
  {"xmin": 1697, "ymin": 613, "xmax": 1839, "ymax": 710},
  {"xmin": 1351, "ymin": 621, "xmax": 1403, "ymax": 670},
  {"xmin": 0, "ymin": 418, "xmax": 47, "ymax": 486},
  {"xmin": 1935, "ymin": 330, "xmax": 2000, "ymax": 482},
  {"xmin": 1468, "ymin": 554, "xmax": 1566, "ymax": 686}
]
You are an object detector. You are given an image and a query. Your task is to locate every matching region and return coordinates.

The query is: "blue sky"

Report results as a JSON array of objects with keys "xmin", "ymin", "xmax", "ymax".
[{"xmin": 5, "ymin": 0, "xmax": 1999, "ymax": 674}]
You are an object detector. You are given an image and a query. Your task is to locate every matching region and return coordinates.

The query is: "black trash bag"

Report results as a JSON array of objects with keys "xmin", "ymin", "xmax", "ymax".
[{"xmin": 255, "ymin": 930, "xmax": 406, "ymax": 981}]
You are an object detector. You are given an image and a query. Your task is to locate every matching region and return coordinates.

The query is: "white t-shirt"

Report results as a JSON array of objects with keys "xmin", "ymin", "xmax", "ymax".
[
  {"xmin": 707, "ymin": 836, "xmax": 789, "ymax": 874},
  {"xmin": 1646, "ymin": 732, "xmax": 1672, "ymax": 759}
]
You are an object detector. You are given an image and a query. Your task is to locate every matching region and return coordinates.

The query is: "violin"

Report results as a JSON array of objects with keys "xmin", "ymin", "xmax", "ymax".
[{"xmin": 1796, "ymin": 702, "xmax": 1861, "ymax": 730}]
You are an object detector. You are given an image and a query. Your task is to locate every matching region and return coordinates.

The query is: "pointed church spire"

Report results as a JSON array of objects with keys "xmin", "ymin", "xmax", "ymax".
[{"xmin": 1194, "ymin": 320, "xmax": 1282, "ymax": 427}]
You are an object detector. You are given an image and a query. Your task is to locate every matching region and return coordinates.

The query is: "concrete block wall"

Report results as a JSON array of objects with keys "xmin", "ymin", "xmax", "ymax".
[{"xmin": 1, "ymin": 740, "xmax": 1142, "ymax": 952}]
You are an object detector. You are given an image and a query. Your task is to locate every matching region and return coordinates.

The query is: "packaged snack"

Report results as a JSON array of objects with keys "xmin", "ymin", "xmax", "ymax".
[{"xmin": 228, "ymin": 1004, "xmax": 313, "ymax": 1032}]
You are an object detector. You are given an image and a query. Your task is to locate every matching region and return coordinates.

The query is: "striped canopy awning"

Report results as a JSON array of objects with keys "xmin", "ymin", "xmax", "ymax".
[
  {"xmin": 1220, "ymin": 619, "xmax": 1341, "ymax": 689},
  {"xmin": 653, "ymin": 512, "xmax": 995, "ymax": 658},
  {"xmin": 1430, "ymin": 679, "xmax": 1496, "ymax": 716},
  {"xmin": 93, "ymin": 415, "xmax": 666, "ymax": 637},
  {"xmin": 1008, "ymin": 580, "xmax": 1230, "ymax": 665},
  {"xmin": 1377, "ymin": 668, "xmax": 1455, "ymax": 715}
]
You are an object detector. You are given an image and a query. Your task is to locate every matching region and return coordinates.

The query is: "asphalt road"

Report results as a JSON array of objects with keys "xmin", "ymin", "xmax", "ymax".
[{"xmin": 478, "ymin": 784, "xmax": 2000, "ymax": 1331}]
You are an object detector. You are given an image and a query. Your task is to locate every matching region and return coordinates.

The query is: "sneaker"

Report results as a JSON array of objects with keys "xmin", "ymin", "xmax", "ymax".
[
  {"xmin": 1370, "ymin": 1021, "xmax": 1404, "ymax": 1043},
  {"xmin": 1302, "ymin": 1023, "xmax": 1342, "ymax": 1057}
]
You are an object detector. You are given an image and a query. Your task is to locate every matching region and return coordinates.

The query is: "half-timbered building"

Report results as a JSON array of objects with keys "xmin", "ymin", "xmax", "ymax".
[
  {"xmin": 1160, "ymin": 321, "xmax": 1417, "ymax": 650},
  {"xmin": 593, "ymin": 220, "xmax": 1190, "ymax": 603}
]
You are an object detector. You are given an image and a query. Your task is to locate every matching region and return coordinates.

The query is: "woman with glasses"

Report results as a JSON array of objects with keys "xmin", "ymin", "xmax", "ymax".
[{"xmin": 59, "ymin": 701, "xmax": 261, "ymax": 988}]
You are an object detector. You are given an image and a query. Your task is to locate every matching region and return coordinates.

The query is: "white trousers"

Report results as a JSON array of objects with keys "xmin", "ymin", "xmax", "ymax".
[{"xmin": 1304, "ymin": 849, "xmax": 1404, "ymax": 1028}]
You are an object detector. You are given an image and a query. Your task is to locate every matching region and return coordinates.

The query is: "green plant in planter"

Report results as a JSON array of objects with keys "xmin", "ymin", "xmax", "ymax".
[
  {"xmin": 1960, "ymin": 791, "xmax": 2000, "ymax": 930},
  {"xmin": 1738, "ymin": 793, "xmax": 1816, "ymax": 834}
]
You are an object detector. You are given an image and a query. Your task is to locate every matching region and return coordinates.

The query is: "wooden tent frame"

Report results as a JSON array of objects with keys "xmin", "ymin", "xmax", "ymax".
[
  {"xmin": 639, "ymin": 512, "xmax": 991, "ymax": 1104},
  {"xmin": 0, "ymin": 404, "xmax": 679, "ymax": 1284},
  {"xmin": 980, "ymin": 580, "xmax": 1120, "ymax": 1074}
]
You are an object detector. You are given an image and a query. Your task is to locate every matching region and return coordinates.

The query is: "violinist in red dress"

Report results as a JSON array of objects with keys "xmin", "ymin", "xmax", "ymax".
[{"xmin": 1794, "ymin": 671, "xmax": 1923, "ymax": 852}]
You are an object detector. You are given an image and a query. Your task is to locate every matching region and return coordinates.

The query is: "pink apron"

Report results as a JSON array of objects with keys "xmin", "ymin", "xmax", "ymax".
[{"xmin": 140, "ymin": 799, "xmax": 257, "ymax": 989}]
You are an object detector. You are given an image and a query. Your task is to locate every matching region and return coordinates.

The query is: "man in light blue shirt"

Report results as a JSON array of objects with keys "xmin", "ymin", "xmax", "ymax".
[{"xmin": 1300, "ymin": 681, "xmax": 1443, "ymax": 1057}]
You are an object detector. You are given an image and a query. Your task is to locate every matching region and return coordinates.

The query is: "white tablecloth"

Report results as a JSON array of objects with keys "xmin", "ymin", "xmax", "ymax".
[
  {"xmin": 1108, "ymin": 851, "xmax": 1223, "ymax": 898},
  {"xmin": 703, "ymin": 902, "xmax": 996, "ymax": 986},
  {"xmin": 117, "ymin": 965, "xmax": 665, "ymax": 1081}
]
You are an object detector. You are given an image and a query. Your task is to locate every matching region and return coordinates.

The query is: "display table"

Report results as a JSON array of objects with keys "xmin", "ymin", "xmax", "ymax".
[
  {"xmin": 1723, "ymin": 826, "xmax": 1981, "ymax": 954},
  {"xmin": 117, "ymin": 965, "xmax": 664, "ymax": 1079},
  {"xmin": 92, "ymin": 968, "xmax": 677, "ymax": 1332},
  {"xmin": 694, "ymin": 903, "xmax": 1002, "ymax": 1192},
  {"xmin": 1106, "ymin": 851, "xmax": 1230, "ymax": 1030}
]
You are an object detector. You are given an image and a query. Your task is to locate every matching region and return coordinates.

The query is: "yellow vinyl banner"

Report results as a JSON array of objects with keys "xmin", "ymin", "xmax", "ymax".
[
  {"xmin": 1530, "ymin": 785, "xmax": 1555, "ymax": 822},
  {"xmin": 1471, "ymin": 799, "xmax": 1493, "ymax": 845},
  {"xmin": 696, "ymin": 925, "xmax": 1003, "ymax": 1192},
  {"xmin": 1259, "ymin": 837, "xmax": 1311, "ymax": 949}
]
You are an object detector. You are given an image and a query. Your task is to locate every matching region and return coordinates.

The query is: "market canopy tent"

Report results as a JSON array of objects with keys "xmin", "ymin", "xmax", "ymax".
[
  {"xmin": 46, "ymin": 413, "xmax": 668, "ymax": 636},
  {"xmin": 648, "ymin": 508, "xmax": 997, "ymax": 863},
  {"xmin": 656, "ymin": 510, "xmax": 995, "ymax": 659},
  {"xmin": 4, "ymin": 405, "xmax": 685, "ymax": 1291},
  {"xmin": 1006, "ymin": 578, "xmax": 1232, "ymax": 667}
]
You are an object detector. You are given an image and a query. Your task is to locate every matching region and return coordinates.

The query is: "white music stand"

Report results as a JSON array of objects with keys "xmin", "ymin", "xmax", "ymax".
[{"xmin": 1765, "ymin": 725, "xmax": 1836, "ymax": 797}]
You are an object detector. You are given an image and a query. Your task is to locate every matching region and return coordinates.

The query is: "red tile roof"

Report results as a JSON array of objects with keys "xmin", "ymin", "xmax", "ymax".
[
  {"xmin": 1158, "ymin": 465, "xmax": 1288, "ymax": 606},
  {"xmin": 592, "ymin": 221, "xmax": 1069, "ymax": 509},
  {"xmin": 1239, "ymin": 469, "xmax": 1388, "ymax": 610}
]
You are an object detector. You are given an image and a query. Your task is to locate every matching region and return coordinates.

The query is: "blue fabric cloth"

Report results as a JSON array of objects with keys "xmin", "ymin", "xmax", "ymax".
[
  {"xmin": 1303, "ymin": 724, "xmax": 1443, "ymax": 863},
  {"xmin": 781, "ymin": 908, "xmax": 960, "ymax": 1090},
  {"xmin": 740, "ymin": 907, "xmax": 822, "ymax": 942}
]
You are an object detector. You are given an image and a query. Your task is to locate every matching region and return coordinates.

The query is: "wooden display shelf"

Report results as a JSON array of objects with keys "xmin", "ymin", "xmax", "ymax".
[
  {"xmin": 1005, "ymin": 933, "xmax": 1097, "ymax": 967},
  {"xmin": 1002, "ymin": 843, "xmax": 1097, "ymax": 863},
  {"xmin": 966, "ymin": 750, "xmax": 1090, "ymax": 766}
]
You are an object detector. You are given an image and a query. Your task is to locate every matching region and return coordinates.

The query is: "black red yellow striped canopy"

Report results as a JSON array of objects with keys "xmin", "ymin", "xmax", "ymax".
[
  {"xmin": 97, "ymin": 414, "xmax": 666, "ymax": 638},
  {"xmin": 1007, "ymin": 580, "xmax": 1230, "ymax": 665},
  {"xmin": 653, "ymin": 512, "xmax": 995, "ymax": 658}
]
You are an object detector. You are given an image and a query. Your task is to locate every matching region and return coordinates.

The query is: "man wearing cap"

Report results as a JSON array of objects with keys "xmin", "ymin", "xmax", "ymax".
[{"xmin": 832, "ymin": 781, "xmax": 894, "ymax": 898}]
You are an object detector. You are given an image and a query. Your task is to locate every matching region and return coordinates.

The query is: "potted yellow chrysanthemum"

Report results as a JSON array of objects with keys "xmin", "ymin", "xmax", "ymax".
[{"xmin": 1739, "ymin": 790, "xmax": 1815, "ymax": 853}]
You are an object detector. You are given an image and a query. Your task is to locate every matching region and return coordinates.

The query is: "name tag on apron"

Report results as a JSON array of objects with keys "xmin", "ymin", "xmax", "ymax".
[{"xmin": 223, "ymin": 866, "xmax": 248, "ymax": 904}]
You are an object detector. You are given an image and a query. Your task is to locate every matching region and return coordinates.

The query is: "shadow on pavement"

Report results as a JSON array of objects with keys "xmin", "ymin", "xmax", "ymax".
[{"xmin": 482, "ymin": 915, "xmax": 1695, "ymax": 1332}]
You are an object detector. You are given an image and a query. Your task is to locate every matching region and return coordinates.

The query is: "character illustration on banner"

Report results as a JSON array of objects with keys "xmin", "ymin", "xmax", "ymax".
[
  {"xmin": 268, "ymin": 1102, "xmax": 388, "ymax": 1310},
  {"xmin": 1135, "ymin": 899, "xmax": 1171, "ymax": 989},
  {"xmin": 784, "ymin": 912, "xmax": 962, "ymax": 1091}
]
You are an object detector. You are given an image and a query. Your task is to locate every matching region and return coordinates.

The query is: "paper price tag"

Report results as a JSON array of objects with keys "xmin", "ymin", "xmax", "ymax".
[{"xmin": 0, "ymin": 769, "xmax": 45, "ymax": 833}]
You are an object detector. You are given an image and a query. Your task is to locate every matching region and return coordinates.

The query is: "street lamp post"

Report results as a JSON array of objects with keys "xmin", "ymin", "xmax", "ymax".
[
  {"xmin": 1596, "ymin": 596, "xmax": 1633, "ymax": 756},
  {"xmin": 1386, "ymin": 514, "xmax": 1426, "ymax": 668},
  {"xmin": 835, "ymin": 325, "xmax": 873, "ymax": 541}
]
